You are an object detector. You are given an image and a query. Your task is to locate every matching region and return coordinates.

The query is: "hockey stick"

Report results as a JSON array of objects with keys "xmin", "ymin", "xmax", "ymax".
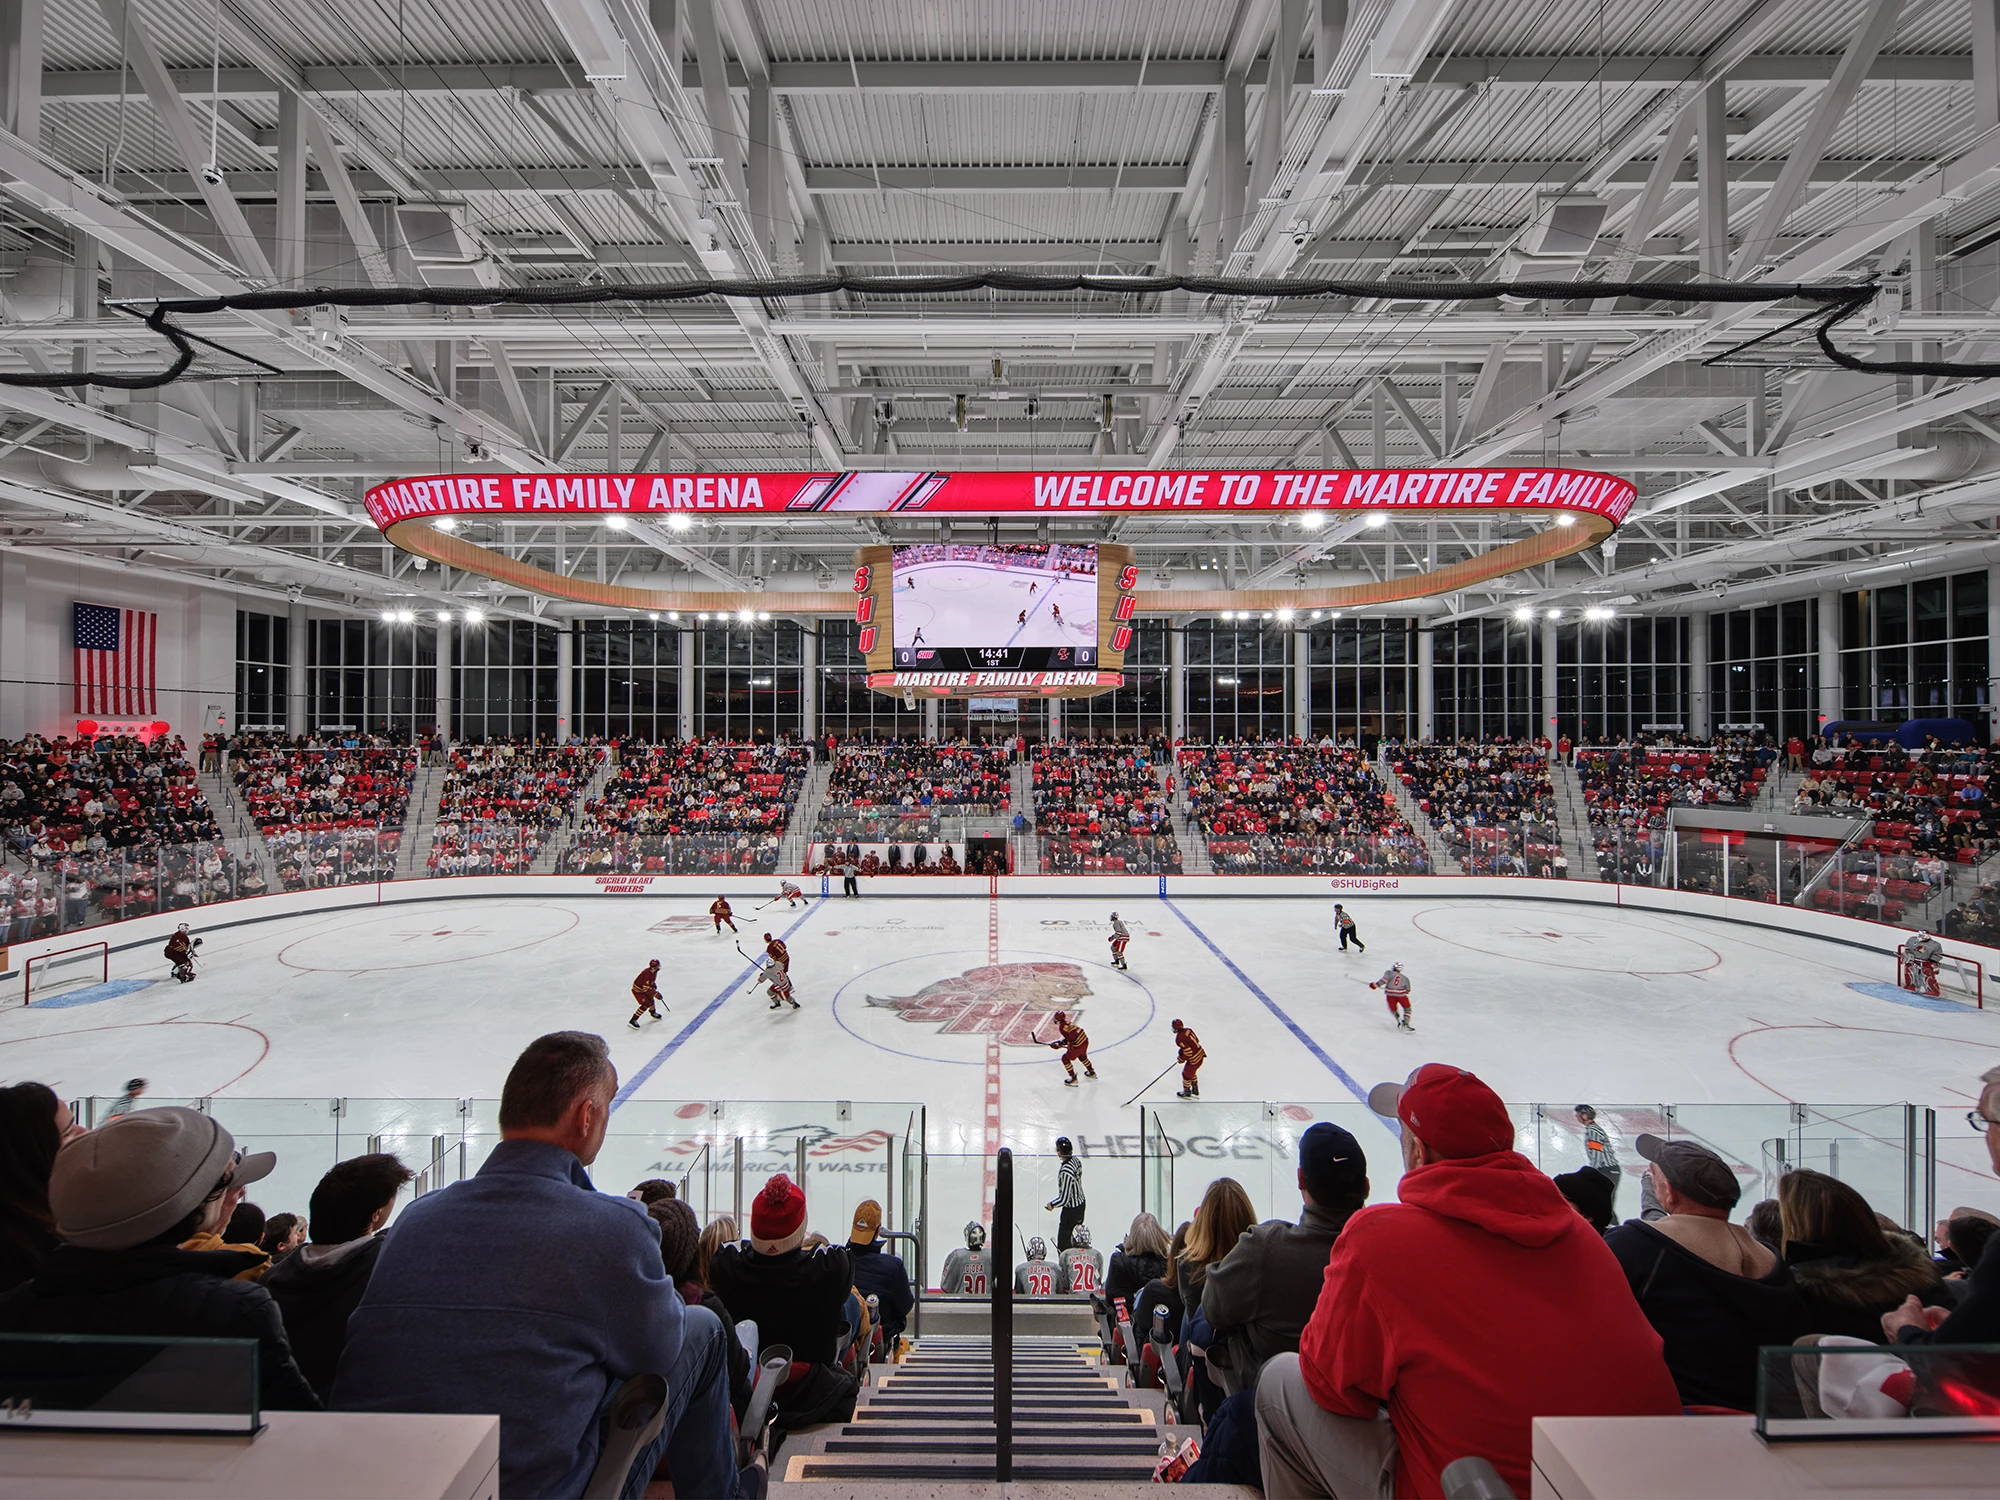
[
  {"xmin": 1121, "ymin": 1059, "xmax": 1181, "ymax": 1109},
  {"xmin": 734, "ymin": 940, "xmax": 770, "ymax": 983}
]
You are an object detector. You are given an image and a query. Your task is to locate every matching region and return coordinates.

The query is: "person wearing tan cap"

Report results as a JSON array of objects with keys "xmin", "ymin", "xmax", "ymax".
[
  {"xmin": 0, "ymin": 1106, "xmax": 318, "ymax": 1412},
  {"xmin": 845, "ymin": 1199, "xmax": 912, "ymax": 1345}
]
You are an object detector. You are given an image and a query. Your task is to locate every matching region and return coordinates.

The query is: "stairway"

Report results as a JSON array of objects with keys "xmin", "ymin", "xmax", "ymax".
[
  {"xmin": 779, "ymin": 761, "xmax": 833, "ymax": 873},
  {"xmin": 1010, "ymin": 760, "xmax": 1040, "ymax": 871},
  {"xmin": 1377, "ymin": 747, "xmax": 1460, "ymax": 875},
  {"xmin": 532, "ymin": 749, "xmax": 612, "ymax": 874},
  {"xmin": 399, "ymin": 762, "xmax": 442, "ymax": 876},
  {"xmin": 1166, "ymin": 764, "xmax": 1213, "ymax": 875},
  {"xmin": 1550, "ymin": 759, "xmax": 1601, "ymax": 882},
  {"xmin": 195, "ymin": 762, "xmax": 269, "ymax": 871},
  {"xmin": 779, "ymin": 1334, "xmax": 1193, "ymax": 1484},
  {"xmin": 1760, "ymin": 763, "xmax": 1802, "ymax": 813}
]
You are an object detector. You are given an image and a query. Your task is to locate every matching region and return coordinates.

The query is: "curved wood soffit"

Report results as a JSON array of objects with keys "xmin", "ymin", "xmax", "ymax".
[{"xmin": 386, "ymin": 510, "xmax": 1614, "ymax": 618}]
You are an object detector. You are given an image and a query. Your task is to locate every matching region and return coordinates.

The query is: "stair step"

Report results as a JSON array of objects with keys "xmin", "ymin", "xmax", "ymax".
[
  {"xmin": 819, "ymin": 1438, "xmax": 1164, "ymax": 1456},
  {"xmin": 785, "ymin": 1455, "xmax": 1161, "ymax": 1482}
]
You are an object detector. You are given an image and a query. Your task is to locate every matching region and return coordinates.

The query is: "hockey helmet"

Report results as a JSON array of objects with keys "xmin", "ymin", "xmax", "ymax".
[
  {"xmin": 1392, "ymin": 961, "xmax": 1403, "ymax": 971},
  {"xmin": 964, "ymin": 1221, "xmax": 987, "ymax": 1250},
  {"xmin": 647, "ymin": 958, "xmax": 661, "ymax": 970},
  {"xmin": 1052, "ymin": 1010, "xmax": 1069, "ymax": 1024},
  {"xmin": 1574, "ymin": 1105, "xmax": 1596, "ymax": 1121},
  {"xmin": 763, "ymin": 932, "xmax": 773, "ymax": 942},
  {"xmin": 1027, "ymin": 1236, "xmax": 1047, "ymax": 1259},
  {"xmin": 1055, "ymin": 1136, "xmax": 1073, "ymax": 1155},
  {"xmin": 1071, "ymin": 1224, "xmax": 1092, "ymax": 1248},
  {"xmin": 1109, "ymin": 911, "xmax": 1119, "ymax": 920},
  {"xmin": 1172, "ymin": 1017, "xmax": 1184, "ymax": 1031},
  {"xmin": 176, "ymin": 922, "xmax": 190, "ymax": 933}
]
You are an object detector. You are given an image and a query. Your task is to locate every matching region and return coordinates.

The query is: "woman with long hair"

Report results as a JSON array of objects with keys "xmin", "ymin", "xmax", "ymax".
[
  {"xmin": 697, "ymin": 1214, "xmax": 739, "ymax": 1290},
  {"xmin": 1106, "ymin": 1211, "xmax": 1173, "ymax": 1306},
  {"xmin": 0, "ymin": 1081, "xmax": 78, "ymax": 1294},
  {"xmin": 1778, "ymin": 1169, "xmax": 1948, "ymax": 1342},
  {"xmin": 1176, "ymin": 1178, "xmax": 1259, "ymax": 1422}
]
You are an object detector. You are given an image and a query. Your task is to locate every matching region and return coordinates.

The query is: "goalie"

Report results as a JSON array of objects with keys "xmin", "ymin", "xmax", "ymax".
[
  {"xmin": 1900, "ymin": 930, "xmax": 1945, "ymax": 998},
  {"xmin": 164, "ymin": 923, "xmax": 202, "ymax": 984}
]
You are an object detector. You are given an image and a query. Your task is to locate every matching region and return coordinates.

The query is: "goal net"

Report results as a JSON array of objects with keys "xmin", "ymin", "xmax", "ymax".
[
  {"xmin": 1897, "ymin": 949, "xmax": 1985, "ymax": 1009},
  {"xmin": 23, "ymin": 942, "xmax": 110, "ymax": 1004}
]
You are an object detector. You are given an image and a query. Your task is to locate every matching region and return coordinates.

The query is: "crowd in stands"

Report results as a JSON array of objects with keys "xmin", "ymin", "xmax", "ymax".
[
  {"xmin": 1029, "ymin": 742, "xmax": 1182, "ymax": 874},
  {"xmin": 1387, "ymin": 740, "xmax": 1564, "ymax": 876},
  {"xmin": 1184, "ymin": 741, "xmax": 1425, "ymax": 875},
  {"xmin": 811, "ymin": 841, "xmax": 970, "ymax": 876},
  {"xmin": 222, "ymin": 735, "xmax": 416, "ymax": 891},
  {"xmin": 558, "ymin": 739, "xmax": 809, "ymax": 875},
  {"xmin": 0, "ymin": 732, "xmax": 270, "ymax": 927},
  {"xmin": 1575, "ymin": 738, "xmax": 1771, "ymax": 882},
  {"xmin": 1791, "ymin": 739, "xmax": 1993, "ymax": 861},
  {"xmin": 427, "ymin": 744, "xmax": 602, "ymax": 876},
  {"xmin": 814, "ymin": 741, "xmax": 1011, "ymax": 845}
]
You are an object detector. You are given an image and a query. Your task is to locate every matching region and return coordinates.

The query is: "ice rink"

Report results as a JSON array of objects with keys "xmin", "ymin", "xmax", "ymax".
[
  {"xmin": 5, "ymin": 890, "xmax": 1994, "ymax": 1262},
  {"xmin": 892, "ymin": 561, "xmax": 1097, "ymax": 651}
]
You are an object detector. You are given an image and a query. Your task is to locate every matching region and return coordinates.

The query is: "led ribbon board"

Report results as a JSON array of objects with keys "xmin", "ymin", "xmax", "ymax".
[{"xmin": 367, "ymin": 466, "xmax": 1632, "ymax": 627}]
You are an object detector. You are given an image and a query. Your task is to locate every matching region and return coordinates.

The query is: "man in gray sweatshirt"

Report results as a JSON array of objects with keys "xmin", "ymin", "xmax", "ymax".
[{"xmin": 1202, "ymin": 1122, "xmax": 1370, "ymax": 1394}]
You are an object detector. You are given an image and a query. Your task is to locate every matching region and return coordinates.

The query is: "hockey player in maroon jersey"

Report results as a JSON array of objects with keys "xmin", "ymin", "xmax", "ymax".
[
  {"xmin": 710, "ymin": 895, "xmax": 737, "ymax": 934},
  {"xmin": 1047, "ymin": 1010, "xmax": 1096, "ymax": 1086},
  {"xmin": 628, "ymin": 959, "xmax": 667, "ymax": 1028}
]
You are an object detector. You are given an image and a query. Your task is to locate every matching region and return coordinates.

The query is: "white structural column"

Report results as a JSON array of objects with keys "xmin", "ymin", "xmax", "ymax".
[
  {"xmin": 1539, "ymin": 616, "xmax": 1558, "ymax": 739},
  {"xmin": 554, "ymin": 626, "xmax": 573, "ymax": 743},
  {"xmin": 434, "ymin": 619, "xmax": 452, "ymax": 745},
  {"xmin": 286, "ymin": 599, "xmax": 308, "ymax": 736},
  {"xmin": 923, "ymin": 696, "xmax": 940, "ymax": 742},
  {"xmin": 1819, "ymin": 590, "xmax": 1843, "ymax": 728},
  {"xmin": 1417, "ymin": 628, "xmax": 1435, "ymax": 741},
  {"xmin": 1169, "ymin": 625, "xmax": 1187, "ymax": 742},
  {"xmin": 799, "ymin": 623, "xmax": 816, "ymax": 742},
  {"xmin": 1293, "ymin": 628, "xmax": 1311, "ymax": 739},
  {"xmin": 678, "ymin": 628, "xmax": 695, "ymax": 740},
  {"xmin": 1690, "ymin": 612, "xmax": 1711, "ymax": 737}
]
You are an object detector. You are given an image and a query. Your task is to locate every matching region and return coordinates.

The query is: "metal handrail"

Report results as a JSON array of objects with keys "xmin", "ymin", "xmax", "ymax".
[
  {"xmin": 878, "ymin": 1228, "xmax": 923, "ymax": 1339},
  {"xmin": 992, "ymin": 1147, "xmax": 1013, "ymax": 1482}
]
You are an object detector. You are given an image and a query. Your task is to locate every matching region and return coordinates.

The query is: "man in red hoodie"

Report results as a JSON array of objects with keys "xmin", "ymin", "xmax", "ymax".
[{"xmin": 1255, "ymin": 1064, "xmax": 1681, "ymax": 1498}]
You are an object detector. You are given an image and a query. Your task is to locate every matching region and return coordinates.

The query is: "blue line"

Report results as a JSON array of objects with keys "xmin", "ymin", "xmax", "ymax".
[
  {"xmin": 613, "ymin": 898, "xmax": 825, "ymax": 1109},
  {"xmin": 1162, "ymin": 897, "xmax": 1389, "ymax": 1128}
]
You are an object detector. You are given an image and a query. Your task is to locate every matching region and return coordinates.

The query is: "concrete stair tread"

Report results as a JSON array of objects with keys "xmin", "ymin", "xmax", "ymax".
[{"xmin": 784, "ymin": 1454, "xmax": 1163, "ymax": 1482}]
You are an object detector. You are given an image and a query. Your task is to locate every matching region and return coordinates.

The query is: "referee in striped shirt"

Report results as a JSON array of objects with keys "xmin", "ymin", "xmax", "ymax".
[{"xmin": 1046, "ymin": 1136, "xmax": 1085, "ymax": 1251}]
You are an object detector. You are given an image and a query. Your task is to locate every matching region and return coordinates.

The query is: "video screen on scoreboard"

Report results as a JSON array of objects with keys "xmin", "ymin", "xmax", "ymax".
[{"xmin": 890, "ymin": 542, "xmax": 1098, "ymax": 670}]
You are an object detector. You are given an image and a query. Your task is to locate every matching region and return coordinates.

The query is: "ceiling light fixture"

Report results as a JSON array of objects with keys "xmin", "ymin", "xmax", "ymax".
[{"xmin": 667, "ymin": 514, "xmax": 693, "ymax": 533}]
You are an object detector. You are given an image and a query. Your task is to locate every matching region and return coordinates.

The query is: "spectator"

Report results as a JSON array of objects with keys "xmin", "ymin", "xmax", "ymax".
[
  {"xmin": 1603, "ymin": 1136, "xmax": 1810, "ymax": 1410},
  {"xmin": 259, "ymin": 1212, "xmax": 307, "ymax": 1260},
  {"xmin": 650, "ymin": 1198, "xmax": 751, "ymax": 1413},
  {"xmin": 262, "ymin": 1152, "xmax": 413, "ymax": 1402},
  {"xmin": 1553, "ymin": 1166, "xmax": 1616, "ymax": 1234},
  {"xmin": 223, "ymin": 1200, "xmax": 267, "ymax": 1248},
  {"xmin": 1132, "ymin": 1222, "xmax": 1191, "ymax": 1351},
  {"xmin": 1779, "ymin": 1168, "xmax": 1949, "ymax": 1342},
  {"xmin": 1176, "ymin": 1178, "xmax": 1258, "ymax": 1420},
  {"xmin": 1255, "ymin": 1065, "xmax": 1680, "ymax": 1499},
  {"xmin": 1937, "ymin": 1209, "xmax": 1999, "ymax": 1283},
  {"xmin": 1203, "ymin": 1123, "xmax": 1369, "ymax": 1393},
  {"xmin": 0, "ymin": 1106, "xmax": 317, "ymax": 1411},
  {"xmin": 1746, "ymin": 1199, "xmax": 1784, "ymax": 1255},
  {"xmin": 845, "ymin": 1199, "xmax": 913, "ymax": 1347},
  {"xmin": 1105, "ymin": 1211, "xmax": 1172, "ymax": 1306},
  {"xmin": 1886, "ymin": 1064, "xmax": 2000, "ymax": 1344},
  {"xmin": 709, "ymin": 1174, "xmax": 855, "ymax": 1369},
  {"xmin": 333, "ymin": 1033, "xmax": 757, "ymax": 1499},
  {"xmin": 0, "ymin": 1082, "xmax": 82, "ymax": 1293},
  {"xmin": 627, "ymin": 1178, "xmax": 678, "ymax": 1205},
  {"xmin": 698, "ymin": 1215, "xmax": 739, "ymax": 1288}
]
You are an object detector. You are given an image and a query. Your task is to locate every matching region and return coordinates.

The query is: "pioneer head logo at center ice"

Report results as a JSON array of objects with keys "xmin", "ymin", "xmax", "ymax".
[{"xmin": 866, "ymin": 961, "xmax": 1092, "ymax": 1046}]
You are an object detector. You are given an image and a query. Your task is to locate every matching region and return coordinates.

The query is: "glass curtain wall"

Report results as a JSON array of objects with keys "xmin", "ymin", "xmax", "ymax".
[
  {"xmin": 234, "ymin": 610, "xmax": 290, "ymax": 732},
  {"xmin": 309, "ymin": 619, "xmax": 437, "ymax": 740},
  {"xmin": 1184, "ymin": 620, "xmax": 1296, "ymax": 741},
  {"xmin": 453, "ymin": 621, "xmax": 558, "ymax": 742},
  {"xmin": 1432, "ymin": 618, "xmax": 1540, "ymax": 740},
  {"xmin": 1704, "ymin": 601, "xmax": 1816, "ymax": 741},
  {"xmin": 1306, "ymin": 618, "xmax": 1415, "ymax": 743},
  {"xmin": 574, "ymin": 620, "xmax": 682, "ymax": 741},
  {"xmin": 818, "ymin": 618, "xmax": 925, "ymax": 740},
  {"xmin": 1841, "ymin": 571, "xmax": 1990, "ymax": 734},
  {"xmin": 696, "ymin": 620, "xmax": 805, "ymax": 741},
  {"xmin": 1061, "ymin": 618, "xmax": 1171, "ymax": 740},
  {"xmin": 1564, "ymin": 616, "xmax": 1690, "ymax": 742}
]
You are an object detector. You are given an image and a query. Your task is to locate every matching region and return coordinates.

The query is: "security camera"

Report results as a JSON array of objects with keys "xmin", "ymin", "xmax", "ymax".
[
  {"xmin": 200, "ymin": 162, "xmax": 225, "ymax": 187},
  {"xmin": 1293, "ymin": 230, "xmax": 1308, "ymax": 247},
  {"xmin": 466, "ymin": 440, "xmax": 488, "ymax": 461},
  {"xmin": 285, "ymin": 583, "xmax": 304, "ymax": 602}
]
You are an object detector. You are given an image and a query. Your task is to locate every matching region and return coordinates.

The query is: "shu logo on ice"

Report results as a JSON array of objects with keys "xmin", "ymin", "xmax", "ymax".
[
  {"xmin": 648, "ymin": 915, "xmax": 718, "ymax": 934},
  {"xmin": 865, "ymin": 961, "xmax": 1092, "ymax": 1046}
]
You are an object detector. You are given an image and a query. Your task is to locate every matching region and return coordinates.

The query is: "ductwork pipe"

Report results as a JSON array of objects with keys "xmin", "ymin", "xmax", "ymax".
[
  {"xmin": 1644, "ymin": 537, "xmax": 2000, "ymax": 615},
  {"xmin": 1795, "ymin": 430, "xmax": 2000, "ymax": 485}
]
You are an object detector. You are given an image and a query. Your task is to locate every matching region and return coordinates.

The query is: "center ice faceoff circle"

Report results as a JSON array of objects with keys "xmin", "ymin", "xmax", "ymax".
[{"xmin": 831, "ymin": 947, "xmax": 1155, "ymax": 1066}]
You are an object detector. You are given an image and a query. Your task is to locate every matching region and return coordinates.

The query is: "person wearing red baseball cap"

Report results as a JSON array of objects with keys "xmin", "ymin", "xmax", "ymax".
[{"xmin": 1254, "ymin": 1064, "xmax": 1681, "ymax": 1499}]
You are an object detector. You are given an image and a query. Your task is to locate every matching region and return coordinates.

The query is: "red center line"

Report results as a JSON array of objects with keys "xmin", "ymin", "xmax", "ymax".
[{"xmin": 982, "ymin": 878, "xmax": 1002, "ymax": 1221}]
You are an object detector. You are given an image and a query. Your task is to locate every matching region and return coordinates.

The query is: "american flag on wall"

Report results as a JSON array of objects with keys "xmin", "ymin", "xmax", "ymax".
[{"xmin": 73, "ymin": 602, "xmax": 157, "ymax": 715}]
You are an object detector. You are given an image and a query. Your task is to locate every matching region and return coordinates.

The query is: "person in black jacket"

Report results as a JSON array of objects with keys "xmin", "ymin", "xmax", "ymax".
[
  {"xmin": 1105, "ymin": 1211, "xmax": 1172, "ymax": 1308},
  {"xmin": 844, "ymin": 1200, "xmax": 912, "ymax": 1347},
  {"xmin": 262, "ymin": 1152, "xmax": 413, "ymax": 1401},
  {"xmin": 1886, "ymin": 1064, "xmax": 2000, "ymax": 1346},
  {"xmin": 0, "ymin": 1082, "xmax": 79, "ymax": 1294},
  {"xmin": 709, "ymin": 1174, "xmax": 853, "ymax": 1366},
  {"xmin": 0, "ymin": 1106, "xmax": 319, "ymax": 1412},
  {"xmin": 651, "ymin": 1197, "xmax": 752, "ymax": 1414},
  {"xmin": 1779, "ymin": 1168, "xmax": 1951, "ymax": 1342}
]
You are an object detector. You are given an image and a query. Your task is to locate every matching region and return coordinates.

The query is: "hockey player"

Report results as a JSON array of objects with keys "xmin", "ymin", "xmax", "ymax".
[
  {"xmin": 755, "ymin": 951, "xmax": 799, "ymax": 1011},
  {"xmin": 1046, "ymin": 1010, "xmax": 1096, "ymax": 1086},
  {"xmin": 777, "ymin": 879, "xmax": 804, "ymax": 908},
  {"xmin": 710, "ymin": 895, "xmax": 737, "ymax": 934},
  {"xmin": 1050, "ymin": 603, "xmax": 1063, "ymax": 625},
  {"xmin": 1017, "ymin": 609, "xmax": 1028, "ymax": 626},
  {"xmin": 1369, "ymin": 962, "xmax": 1414, "ymax": 1031},
  {"xmin": 1172, "ymin": 1019, "xmax": 1206, "ymax": 1098},
  {"xmin": 763, "ymin": 931, "xmax": 790, "ymax": 968},
  {"xmin": 628, "ymin": 959, "xmax": 667, "ymax": 1029},
  {"xmin": 1574, "ymin": 1105, "xmax": 1620, "ymax": 1184},
  {"xmin": 1108, "ymin": 912, "xmax": 1131, "ymax": 970},
  {"xmin": 1014, "ymin": 1236, "xmax": 1058, "ymax": 1297},
  {"xmin": 1333, "ymin": 903, "xmax": 1365, "ymax": 953},
  {"xmin": 1901, "ymin": 930, "xmax": 1945, "ymax": 997},
  {"xmin": 164, "ymin": 923, "xmax": 201, "ymax": 984},
  {"xmin": 1058, "ymin": 1224, "xmax": 1103, "ymax": 1295},
  {"xmin": 941, "ymin": 1222, "xmax": 992, "ymax": 1295}
]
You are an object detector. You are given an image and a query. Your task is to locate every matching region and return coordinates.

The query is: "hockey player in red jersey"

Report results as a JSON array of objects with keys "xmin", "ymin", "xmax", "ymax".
[
  {"xmin": 1046, "ymin": 1010, "xmax": 1096, "ymax": 1086},
  {"xmin": 755, "ymin": 950, "xmax": 798, "ymax": 1010},
  {"xmin": 1369, "ymin": 962, "xmax": 1414, "ymax": 1031},
  {"xmin": 710, "ymin": 895, "xmax": 737, "ymax": 934},
  {"xmin": 628, "ymin": 959, "xmax": 667, "ymax": 1029},
  {"xmin": 778, "ymin": 880, "xmax": 804, "ymax": 908},
  {"xmin": 1172, "ymin": 1019, "xmax": 1206, "ymax": 1098}
]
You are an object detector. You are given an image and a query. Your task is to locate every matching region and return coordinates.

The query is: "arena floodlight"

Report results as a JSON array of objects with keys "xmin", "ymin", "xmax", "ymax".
[
  {"xmin": 667, "ymin": 513, "xmax": 693, "ymax": 532},
  {"xmin": 605, "ymin": 515, "xmax": 629, "ymax": 530},
  {"xmin": 1300, "ymin": 513, "xmax": 1325, "ymax": 530},
  {"xmin": 396, "ymin": 609, "xmax": 415, "ymax": 624},
  {"xmin": 435, "ymin": 610, "xmax": 451, "ymax": 622},
  {"xmin": 1277, "ymin": 607, "xmax": 1295, "ymax": 622},
  {"xmin": 433, "ymin": 516, "xmax": 457, "ymax": 532},
  {"xmin": 1365, "ymin": 512, "xmax": 1388, "ymax": 528},
  {"xmin": 379, "ymin": 610, "xmax": 395, "ymax": 623},
  {"xmin": 648, "ymin": 611, "xmax": 660, "ymax": 621},
  {"xmin": 667, "ymin": 611, "xmax": 679, "ymax": 621},
  {"xmin": 1585, "ymin": 605, "xmax": 1613, "ymax": 621},
  {"xmin": 1555, "ymin": 514, "xmax": 1576, "ymax": 527},
  {"xmin": 1514, "ymin": 606, "xmax": 1534, "ymax": 622},
  {"xmin": 737, "ymin": 608, "xmax": 754, "ymax": 624},
  {"xmin": 1262, "ymin": 612, "xmax": 1274, "ymax": 622},
  {"xmin": 464, "ymin": 608, "xmax": 484, "ymax": 623}
]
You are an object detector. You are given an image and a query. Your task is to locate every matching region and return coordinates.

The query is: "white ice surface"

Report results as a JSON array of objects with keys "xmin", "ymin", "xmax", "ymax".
[{"xmin": 5, "ymin": 894, "xmax": 1993, "ymax": 1255}]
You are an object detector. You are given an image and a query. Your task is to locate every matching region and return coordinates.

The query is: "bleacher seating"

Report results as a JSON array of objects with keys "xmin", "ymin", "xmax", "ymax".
[
  {"xmin": 1387, "ymin": 740, "xmax": 1562, "ymax": 876},
  {"xmin": 813, "ymin": 742, "xmax": 1011, "ymax": 845},
  {"xmin": 225, "ymin": 735, "xmax": 415, "ymax": 891},
  {"xmin": 427, "ymin": 743, "xmax": 602, "ymax": 876},
  {"xmin": 1182, "ymin": 742, "xmax": 1424, "ymax": 874},
  {"xmin": 1793, "ymin": 745, "xmax": 1992, "ymax": 862},
  {"xmin": 559, "ymin": 739, "xmax": 808, "ymax": 874},
  {"xmin": 1031, "ymin": 742, "xmax": 1182, "ymax": 874},
  {"xmin": 1576, "ymin": 740, "xmax": 1771, "ymax": 881}
]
